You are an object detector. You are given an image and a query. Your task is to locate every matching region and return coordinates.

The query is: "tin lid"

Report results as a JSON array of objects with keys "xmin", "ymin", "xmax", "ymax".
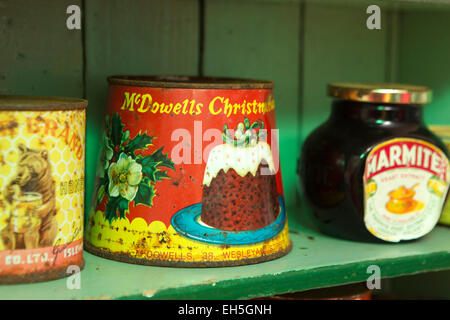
[
  {"xmin": 0, "ymin": 95, "xmax": 88, "ymax": 111},
  {"xmin": 327, "ymin": 82, "xmax": 432, "ymax": 105},
  {"xmin": 107, "ymin": 75, "xmax": 274, "ymax": 90}
]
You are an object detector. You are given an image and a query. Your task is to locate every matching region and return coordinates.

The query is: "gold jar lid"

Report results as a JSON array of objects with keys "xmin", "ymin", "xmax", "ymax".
[{"xmin": 327, "ymin": 83, "xmax": 432, "ymax": 105}]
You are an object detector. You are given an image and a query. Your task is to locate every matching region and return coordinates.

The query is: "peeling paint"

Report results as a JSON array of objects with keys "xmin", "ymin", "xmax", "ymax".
[
  {"xmin": 142, "ymin": 289, "xmax": 158, "ymax": 298},
  {"xmin": 202, "ymin": 278, "xmax": 218, "ymax": 285}
]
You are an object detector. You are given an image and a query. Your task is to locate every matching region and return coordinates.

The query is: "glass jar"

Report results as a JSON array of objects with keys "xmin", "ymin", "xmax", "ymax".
[{"xmin": 298, "ymin": 83, "xmax": 450, "ymax": 243}]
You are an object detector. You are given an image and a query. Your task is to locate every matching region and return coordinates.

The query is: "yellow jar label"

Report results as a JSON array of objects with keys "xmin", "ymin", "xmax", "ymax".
[{"xmin": 363, "ymin": 138, "xmax": 450, "ymax": 242}]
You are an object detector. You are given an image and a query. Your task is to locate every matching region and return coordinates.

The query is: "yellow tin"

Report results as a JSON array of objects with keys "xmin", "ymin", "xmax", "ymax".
[{"xmin": 0, "ymin": 95, "xmax": 87, "ymax": 284}]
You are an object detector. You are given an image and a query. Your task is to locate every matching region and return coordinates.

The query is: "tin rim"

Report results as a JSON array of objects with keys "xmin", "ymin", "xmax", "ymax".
[
  {"xmin": 327, "ymin": 82, "xmax": 432, "ymax": 105},
  {"xmin": 107, "ymin": 75, "xmax": 274, "ymax": 89},
  {"xmin": 0, "ymin": 258, "xmax": 85, "ymax": 284},
  {"xmin": 0, "ymin": 95, "xmax": 88, "ymax": 111},
  {"xmin": 84, "ymin": 240, "xmax": 292, "ymax": 268}
]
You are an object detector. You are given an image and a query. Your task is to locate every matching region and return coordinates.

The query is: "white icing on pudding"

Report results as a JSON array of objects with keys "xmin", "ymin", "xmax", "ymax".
[{"xmin": 202, "ymin": 142, "xmax": 276, "ymax": 187}]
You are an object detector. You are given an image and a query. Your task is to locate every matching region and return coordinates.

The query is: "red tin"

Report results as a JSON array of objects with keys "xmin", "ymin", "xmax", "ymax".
[{"xmin": 85, "ymin": 76, "xmax": 292, "ymax": 267}]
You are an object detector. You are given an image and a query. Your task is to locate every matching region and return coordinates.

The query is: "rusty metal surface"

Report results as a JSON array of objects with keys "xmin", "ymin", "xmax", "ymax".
[
  {"xmin": 107, "ymin": 75, "xmax": 274, "ymax": 90},
  {"xmin": 0, "ymin": 259, "xmax": 85, "ymax": 285},
  {"xmin": 85, "ymin": 241, "xmax": 292, "ymax": 268},
  {"xmin": 0, "ymin": 103, "xmax": 86, "ymax": 284},
  {"xmin": 86, "ymin": 79, "xmax": 289, "ymax": 267},
  {"xmin": 0, "ymin": 95, "xmax": 88, "ymax": 111}
]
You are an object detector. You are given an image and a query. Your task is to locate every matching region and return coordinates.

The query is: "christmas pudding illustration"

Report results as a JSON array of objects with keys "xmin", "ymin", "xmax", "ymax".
[
  {"xmin": 171, "ymin": 118, "xmax": 285, "ymax": 245},
  {"xmin": 201, "ymin": 138, "xmax": 278, "ymax": 231}
]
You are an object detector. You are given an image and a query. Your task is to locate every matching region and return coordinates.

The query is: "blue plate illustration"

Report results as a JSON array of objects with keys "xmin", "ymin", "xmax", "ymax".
[{"xmin": 171, "ymin": 195, "xmax": 286, "ymax": 245}]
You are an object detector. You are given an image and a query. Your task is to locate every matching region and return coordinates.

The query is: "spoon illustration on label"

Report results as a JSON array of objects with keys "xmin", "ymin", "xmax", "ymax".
[{"xmin": 385, "ymin": 184, "xmax": 424, "ymax": 214}]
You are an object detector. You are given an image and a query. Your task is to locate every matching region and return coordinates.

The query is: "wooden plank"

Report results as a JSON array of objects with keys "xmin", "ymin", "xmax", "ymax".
[
  {"xmin": 385, "ymin": 10, "xmax": 401, "ymax": 82},
  {"xmin": 1, "ymin": 204, "xmax": 450, "ymax": 299},
  {"xmin": 203, "ymin": 0, "xmax": 301, "ymax": 207},
  {"xmin": 301, "ymin": 1, "xmax": 390, "ymax": 141},
  {"xmin": 396, "ymin": 10, "xmax": 450, "ymax": 125},
  {"xmin": 0, "ymin": 0, "xmax": 83, "ymax": 96},
  {"xmin": 84, "ymin": 0, "xmax": 200, "ymax": 213},
  {"xmin": 382, "ymin": 8, "xmax": 450, "ymax": 298}
]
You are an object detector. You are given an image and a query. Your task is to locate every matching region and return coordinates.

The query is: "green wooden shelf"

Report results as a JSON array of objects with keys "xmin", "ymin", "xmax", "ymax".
[
  {"xmin": 2, "ymin": 0, "xmax": 450, "ymax": 301},
  {"xmin": 1, "ymin": 206, "xmax": 449, "ymax": 300}
]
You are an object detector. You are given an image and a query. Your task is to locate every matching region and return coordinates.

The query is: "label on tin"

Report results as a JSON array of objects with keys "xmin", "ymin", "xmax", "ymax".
[
  {"xmin": 86, "ymin": 86, "xmax": 291, "ymax": 266},
  {"xmin": 435, "ymin": 135, "xmax": 450, "ymax": 226},
  {"xmin": 363, "ymin": 138, "xmax": 450, "ymax": 242},
  {"xmin": 0, "ymin": 110, "xmax": 85, "ymax": 277}
]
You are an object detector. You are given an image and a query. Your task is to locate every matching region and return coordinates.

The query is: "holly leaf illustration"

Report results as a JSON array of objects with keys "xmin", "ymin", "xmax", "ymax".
[
  {"xmin": 135, "ymin": 148, "xmax": 174, "ymax": 183},
  {"xmin": 134, "ymin": 176, "xmax": 156, "ymax": 207},
  {"xmin": 244, "ymin": 117, "xmax": 250, "ymax": 130},
  {"xmin": 137, "ymin": 147, "xmax": 174, "ymax": 169},
  {"xmin": 250, "ymin": 122, "xmax": 260, "ymax": 129},
  {"xmin": 154, "ymin": 170, "xmax": 170, "ymax": 182},
  {"xmin": 104, "ymin": 115, "xmax": 110, "ymax": 131},
  {"xmin": 101, "ymin": 113, "xmax": 175, "ymax": 219},
  {"xmin": 111, "ymin": 113, "xmax": 125, "ymax": 147},
  {"xmin": 104, "ymin": 195, "xmax": 129, "ymax": 222},
  {"xmin": 135, "ymin": 156, "xmax": 156, "ymax": 181},
  {"xmin": 149, "ymin": 147, "xmax": 175, "ymax": 168},
  {"xmin": 124, "ymin": 131, "xmax": 154, "ymax": 155},
  {"xmin": 145, "ymin": 163, "xmax": 158, "ymax": 182},
  {"xmin": 95, "ymin": 184, "xmax": 106, "ymax": 208}
]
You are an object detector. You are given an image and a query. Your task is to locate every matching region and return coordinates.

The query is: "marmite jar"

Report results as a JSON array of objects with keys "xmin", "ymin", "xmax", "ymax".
[{"xmin": 298, "ymin": 83, "xmax": 450, "ymax": 243}]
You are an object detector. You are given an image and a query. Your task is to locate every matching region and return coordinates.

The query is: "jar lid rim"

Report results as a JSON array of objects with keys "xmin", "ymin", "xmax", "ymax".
[{"xmin": 327, "ymin": 82, "xmax": 432, "ymax": 105}]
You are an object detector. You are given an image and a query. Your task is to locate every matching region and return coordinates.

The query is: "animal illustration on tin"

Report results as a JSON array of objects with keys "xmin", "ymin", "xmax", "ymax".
[{"xmin": 1, "ymin": 144, "xmax": 57, "ymax": 250}]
